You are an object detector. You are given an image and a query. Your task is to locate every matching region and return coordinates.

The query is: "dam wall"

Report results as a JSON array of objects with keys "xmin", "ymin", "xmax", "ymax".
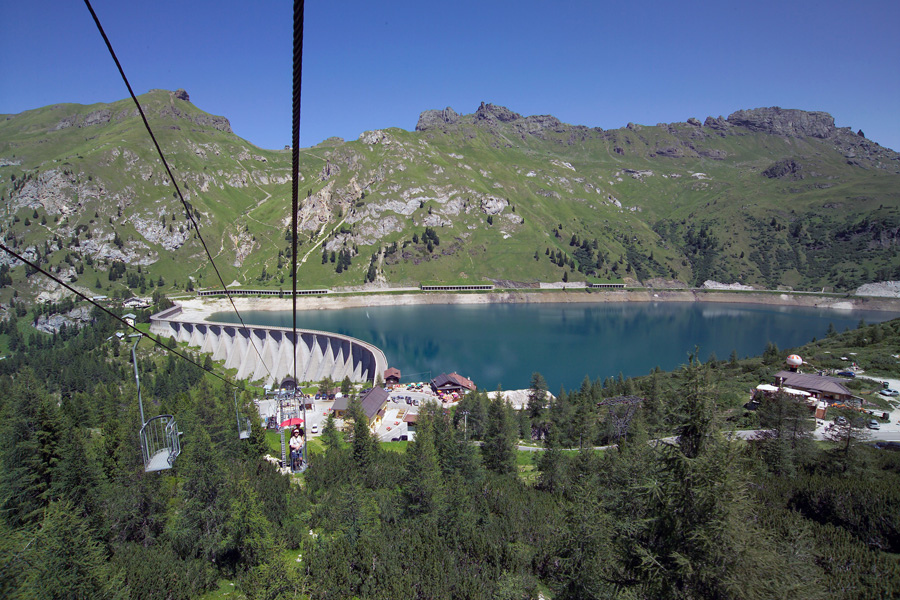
[{"xmin": 150, "ymin": 307, "xmax": 388, "ymax": 387}]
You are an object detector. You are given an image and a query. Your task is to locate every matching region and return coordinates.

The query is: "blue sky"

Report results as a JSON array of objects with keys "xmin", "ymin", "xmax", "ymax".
[{"xmin": 2, "ymin": 0, "xmax": 899, "ymax": 151}]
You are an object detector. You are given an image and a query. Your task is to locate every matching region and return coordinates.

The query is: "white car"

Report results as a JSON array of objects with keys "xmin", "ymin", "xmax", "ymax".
[
  {"xmin": 879, "ymin": 388, "xmax": 899, "ymax": 397},
  {"xmin": 311, "ymin": 424, "xmax": 319, "ymax": 434}
]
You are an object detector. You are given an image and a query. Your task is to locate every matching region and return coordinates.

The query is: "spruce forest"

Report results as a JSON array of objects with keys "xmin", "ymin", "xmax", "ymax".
[{"xmin": 1, "ymin": 302, "xmax": 899, "ymax": 600}]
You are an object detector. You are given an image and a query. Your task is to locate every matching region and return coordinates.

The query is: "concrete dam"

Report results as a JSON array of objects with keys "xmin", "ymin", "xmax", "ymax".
[{"xmin": 150, "ymin": 306, "xmax": 388, "ymax": 387}]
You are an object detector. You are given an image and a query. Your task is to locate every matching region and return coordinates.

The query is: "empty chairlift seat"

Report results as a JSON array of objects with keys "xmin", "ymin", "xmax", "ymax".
[
  {"xmin": 238, "ymin": 416, "xmax": 252, "ymax": 440},
  {"xmin": 140, "ymin": 414, "xmax": 181, "ymax": 472}
]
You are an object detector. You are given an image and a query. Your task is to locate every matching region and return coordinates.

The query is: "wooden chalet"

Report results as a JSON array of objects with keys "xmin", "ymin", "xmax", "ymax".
[
  {"xmin": 384, "ymin": 367, "xmax": 401, "ymax": 387},
  {"xmin": 431, "ymin": 372, "xmax": 477, "ymax": 394},
  {"xmin": 773, "ymin": 371, "xmax": 854, "ymax": 403},
  {"xmin": 331, "ymin": 397, "xmax": 349, "ymax": 418},
  {"xmin": 361, "ymin": 387, "xmax": 390, "ymax": 430}
]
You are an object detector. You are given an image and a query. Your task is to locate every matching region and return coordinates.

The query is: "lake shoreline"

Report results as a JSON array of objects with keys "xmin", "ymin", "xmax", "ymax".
[{"xmin": 174, "ymin": 289, "xmax": 900, "ymax": 322}]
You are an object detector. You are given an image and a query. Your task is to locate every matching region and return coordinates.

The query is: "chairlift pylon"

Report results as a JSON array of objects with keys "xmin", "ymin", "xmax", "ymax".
[{"xmin": 131, "ymin": 335, "xmax": 181, "ymax": 472}]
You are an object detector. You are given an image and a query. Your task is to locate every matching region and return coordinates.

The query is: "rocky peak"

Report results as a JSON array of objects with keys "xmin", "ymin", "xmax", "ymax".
[
  {"xmin": 474, "ymin": 102, "xmax": 522, "ymax": 123},
  {"xmin": 415, "ymin": 107, "xmax": 459, "ymax": 131},
  {"xmin": 703, "ymin": 115, "xmax": 729, "ymax": 131},
  {"xmin": 173, "ymin": 89, "xmax": 190, "ymax": 102},
  {"xmin": 727, "ymin": 107, "xmax": 836, "ymax": 139},
  {"xmin": 523, "ymin": 114, "xmax": 563, "ymax": 130}
]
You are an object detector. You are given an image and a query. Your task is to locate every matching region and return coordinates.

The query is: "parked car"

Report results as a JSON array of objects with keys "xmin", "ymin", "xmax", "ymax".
[
  {"xmin": 311, "ymin": 424, "xmax": 318, "ymax": 434},
  {"xmin": 837, "ymin": 370, "xmax": 856, "ymax": 378},
  {"xmin": 835, "ymin": 416, "xmax": 848, "ymax": 426},
  {"xmin": 879, "ymin": 388, "xmax": 899, "ymax": 397},
  {"xmin": 867, "ymin": 419, "xmax": 880, "ymax": 430},
  {"xmin": 873, "ymin": 441, "xmax": 900, "ymax": 452}
]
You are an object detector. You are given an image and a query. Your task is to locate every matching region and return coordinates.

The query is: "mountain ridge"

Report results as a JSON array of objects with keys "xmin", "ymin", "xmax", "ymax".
[{"xmin": 1, "ymin": 90, "xmax": 899, "ymax": 304}]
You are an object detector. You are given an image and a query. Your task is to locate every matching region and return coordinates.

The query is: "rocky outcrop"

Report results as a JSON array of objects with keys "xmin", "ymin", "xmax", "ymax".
[
  {"xmin": 855, "ymin": 281, "xmax": 900, "ymax": 298},
  {"xmin": 727, "ymin": 107, "xmax": 835, "ymax": 138},
  {"xmin": 474, "ymin": 102, "xmax": 523, "ymax": 123},
  {"xmin": 33, "ymin": 306, "xmax": 93, "ymax": 334},
  {"xmin": 701, "ymin": 280, "xmax": 756, "ymax": 291},
  {"xmin": 653, "ymin": 146, "xmax": 684, "ymax": 158},
  {"xmin": 415, "ymin": 107, "xmax": 459, "ymax": 131},
  {"xmin": 763, "ymin": 158, "xmax": 804, "ymax": 180},
  {"xmin": 10, "ymin": 169, "xmax": 102, "ymax": 215},
  {"xmin": 480, "ymin": 197, "xmax": 507, "ymax": 215},
  {"xmin": 698, "ymin": 148, "xmax": 728, "ymax": 160},
  {"xmin": 703, "ymin": 116, "xmax": 730, "ymax": 131}
]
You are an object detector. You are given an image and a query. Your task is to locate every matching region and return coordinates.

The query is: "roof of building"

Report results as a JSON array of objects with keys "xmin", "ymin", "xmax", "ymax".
[
  {"xmin": 403, "ymin": 413, "xmax": 418, "ymax": 423},
  {"xmin": 432, "ymin": 373, "xmax": 458, "ymax": 389},
  {"xmin": 361, "ymin": 387, "xmax": 390, "ymax": 420},
  {"xmin": 384, "ymin": 367, "xmax": 401, "ymax": 379},
  {"xmin": 774, "ymin": 371, "xmax": 852, "ymax": 397},
  {"xmin": 449, "ymin": 372, "xmax": 476, "ymax": 391},
  {"xmin": 331, "ymin": 397, "xmax": 349, "ymax": 412}
]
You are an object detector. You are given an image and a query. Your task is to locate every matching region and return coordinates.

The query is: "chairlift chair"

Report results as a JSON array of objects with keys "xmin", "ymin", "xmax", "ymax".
[
  {"xmin": 235, "ymin": 392, "xmax": 252, "ymax": 440},
  {"xmin": 131, "ymin": 334, "xmax": 182, "ymax": 472},
  {"xmin": 140, "ymin": 414, "xmax": 181, "ymax": 472},
  {"xmin": 238, "ymin": 415, "xmax": 252, "ymax": 440}
]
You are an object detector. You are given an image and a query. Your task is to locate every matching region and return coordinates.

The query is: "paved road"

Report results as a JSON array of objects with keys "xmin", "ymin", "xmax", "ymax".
[{"xmin": 516, "ymin": 427, "xmax": 900, "ymax": 452}]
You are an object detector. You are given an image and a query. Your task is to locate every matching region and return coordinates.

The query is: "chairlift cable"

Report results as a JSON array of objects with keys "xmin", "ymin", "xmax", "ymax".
[
  {"xmin": 83, "ymin": 0, "xmax": 274, "ymax": 383},
  {"xmin": 291, "ymin": 0, "xmax": 307, "ymax": 468}
]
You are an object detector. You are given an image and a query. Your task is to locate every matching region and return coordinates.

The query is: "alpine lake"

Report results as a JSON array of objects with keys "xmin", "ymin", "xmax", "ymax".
[{"xmin": 210, "ymin": 301, "xmax": 899, "ymax": 392}]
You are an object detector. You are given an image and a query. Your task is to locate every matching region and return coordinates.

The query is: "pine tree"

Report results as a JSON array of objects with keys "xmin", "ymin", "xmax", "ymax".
[
  {"xmin": 752, "ymin": 391, "xmax": 815, "ymax": 477},
  {"xmin": 0, "ymin": 370, "xmax": 62, "ymax": 527},
  {"xmin": 321, "ymin": 411, "xmax": 342, "ymax": 451},
  {"xmin": 168, "ymin": 426, "xmax": 229, "ymax": 562},
  {"xmin": 347, "ymin": 397, "xmax": 376, "ymax": 472},
  {"xmin": 402, "ymin": 411, "xmax": 445, "ymax": 516},
  {"xmin": 527, "ymin": 372, "xmax": 548, "ymax": 420},
  {"xmin": 18, "ymin": 500, "xmax": 121, "ymax": 599},
  {"xmin": 483, "ymin": 390, "xmax": 516, "ymax": 475}
]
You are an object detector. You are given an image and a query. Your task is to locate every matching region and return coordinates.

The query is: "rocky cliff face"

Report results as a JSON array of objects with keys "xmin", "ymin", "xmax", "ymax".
[
  {"xmin": 727, "ymin": 107, "xmax": 836, "ymax": 138},
  {"xmin": 415, "ymin": 107, "xmax": 460, "ymax": 131}
]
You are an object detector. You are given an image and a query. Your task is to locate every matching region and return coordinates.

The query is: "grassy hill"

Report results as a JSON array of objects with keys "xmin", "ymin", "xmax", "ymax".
[{"xmin": 1, "ymin": 91, "xmax": 899, "ymax": 303}]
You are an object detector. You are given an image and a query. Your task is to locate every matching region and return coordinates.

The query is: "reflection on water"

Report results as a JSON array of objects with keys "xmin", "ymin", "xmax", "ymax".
[{"xmin": 210, "ymin": 302, "xmax": 897, "ymax": 392}]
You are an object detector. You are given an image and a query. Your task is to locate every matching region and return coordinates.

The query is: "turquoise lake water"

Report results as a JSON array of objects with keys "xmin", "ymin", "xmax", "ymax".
[{"xmin": 210, "ymin": 302, "xmax": 898, "ymax": 392}]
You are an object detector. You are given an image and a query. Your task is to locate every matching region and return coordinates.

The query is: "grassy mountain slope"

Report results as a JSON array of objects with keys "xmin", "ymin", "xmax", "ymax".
[{"xmin": 1, "ymin": 91, "xmax": 899, "ymax": 302}]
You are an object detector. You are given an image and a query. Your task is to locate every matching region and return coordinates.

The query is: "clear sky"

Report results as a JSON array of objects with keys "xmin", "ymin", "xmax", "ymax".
[{"xmin": 2, "ymin": 0, "xmax": 899, "ymax": 152}]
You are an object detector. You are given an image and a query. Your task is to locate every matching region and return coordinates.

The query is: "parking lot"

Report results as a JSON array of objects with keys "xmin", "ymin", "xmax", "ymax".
[{"xmin": 256, "ymin": 385, "xmax": 460, "ymax": 443}]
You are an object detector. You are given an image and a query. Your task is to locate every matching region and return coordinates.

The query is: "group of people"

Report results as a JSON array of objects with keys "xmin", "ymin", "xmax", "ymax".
[{"xmin": 289, "ymin": 427, "xmax": 305, "ymax": 471}]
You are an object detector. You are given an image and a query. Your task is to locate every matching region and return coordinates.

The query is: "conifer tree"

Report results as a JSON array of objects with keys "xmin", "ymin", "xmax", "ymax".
[
  {"xmin": 320, "ymin": 411, "xmax": 342, "ymax": 451},
  {"xmin": 483, "ymin": 390, "xmax": 516, "ymax": 475},
  {"xmin": 347, "ymin": 397, "xmax": 376, "ymax": 472},
  {"xmin": 526, "ymin": 372, "xmax": 548, "ymax": 420},
  {"xmin": 18, "ymin": 500, "xmax": 121, "ymax": 599},
  {"xmin": 402, "ymin": 410, "xmax": 445, "ymax": 516},
  {"xmin": 0, "ymin": 369, "xmax": 62, "ymax": 527}
]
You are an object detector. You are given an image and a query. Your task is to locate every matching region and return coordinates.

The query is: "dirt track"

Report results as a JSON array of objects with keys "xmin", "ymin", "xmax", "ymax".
[{"xmin": 174, "ymin": 289, "xmax": 900, "ymax": 321}]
